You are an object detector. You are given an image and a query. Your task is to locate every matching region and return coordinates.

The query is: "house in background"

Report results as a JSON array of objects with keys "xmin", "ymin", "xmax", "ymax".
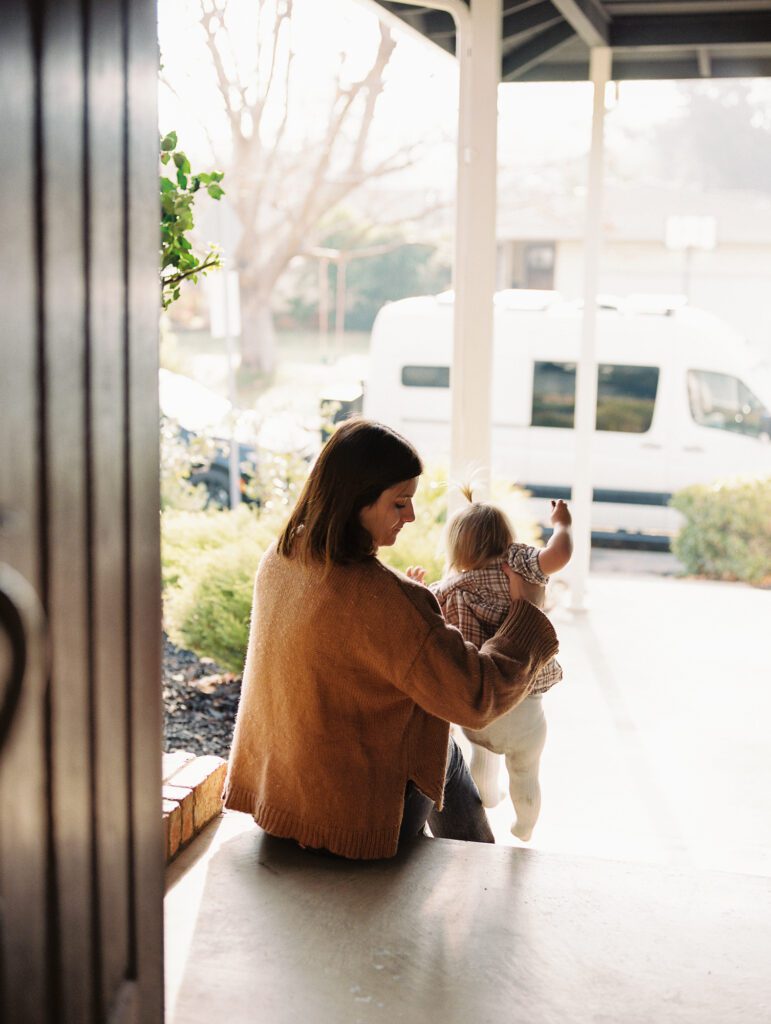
[{"xmin": 497, "ymin": 182, "xmax": 771, "ymax": 359}]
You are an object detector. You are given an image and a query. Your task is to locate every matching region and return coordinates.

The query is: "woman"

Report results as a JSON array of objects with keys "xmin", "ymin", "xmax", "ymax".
[{"xmin": 224, "ymin": 419, "xmax": 558, "ymax": 859}]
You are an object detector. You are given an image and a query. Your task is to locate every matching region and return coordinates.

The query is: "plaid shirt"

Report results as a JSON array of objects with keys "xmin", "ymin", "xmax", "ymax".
[{"xmin": 430, "ymin": 543, "xmax": 563, "ymax": 696}]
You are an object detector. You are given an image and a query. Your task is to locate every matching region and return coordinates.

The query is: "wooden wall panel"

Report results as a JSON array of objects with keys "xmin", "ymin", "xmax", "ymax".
[
  {"xmin": 0, "ymin": 3, "xmax": 51, "ymax": 1022},
  {"xmin": 126, "ymin": 0, "xmax": 166, "ymax": 1018},
  {"xmin": 0, "ymin": 0, "xmax": 164, "ymax": 1020},
  {"xmin": 86, "ymin": 0, "xmax": 131, "ymax": 1011},
  {"xmin": 41, "ymin": 1, "xmax": 95, "ymax": 1020}
]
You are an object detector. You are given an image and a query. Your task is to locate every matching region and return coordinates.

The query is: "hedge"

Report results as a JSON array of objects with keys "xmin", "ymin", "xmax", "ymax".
[{"xmin": 670, "ymin": 475, "xmax": 771, "ymax": 586}]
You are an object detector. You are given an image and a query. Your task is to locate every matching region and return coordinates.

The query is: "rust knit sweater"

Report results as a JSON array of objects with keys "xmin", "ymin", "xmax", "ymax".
[{"xmin": 224, "ymin": 545, "xmax": 559, "ymax": 859}]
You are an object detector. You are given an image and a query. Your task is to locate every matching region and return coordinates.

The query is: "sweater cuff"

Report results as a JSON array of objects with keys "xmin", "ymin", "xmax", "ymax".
[{"xmin": 492, "ymin": 599, "xmax": 559, "ymax": 667}]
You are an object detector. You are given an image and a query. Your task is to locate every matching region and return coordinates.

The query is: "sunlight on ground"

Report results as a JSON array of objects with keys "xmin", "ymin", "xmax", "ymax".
[{"xmin": 460, "ymin": 566, "xmax": 771, "ymax": 879}]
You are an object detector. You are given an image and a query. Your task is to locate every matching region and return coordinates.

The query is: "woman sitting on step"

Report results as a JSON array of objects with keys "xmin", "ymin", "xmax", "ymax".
[{"xmin": 223, "ymin": 418, "xmax": 557, "ymax": 859}]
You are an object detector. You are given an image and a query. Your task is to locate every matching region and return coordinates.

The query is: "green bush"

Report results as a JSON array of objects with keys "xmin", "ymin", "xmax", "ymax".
[
  {"xmin": 671, "ymin": 475, "xmax": 771, "ymax": 586},
  {"xmin": 162, "ymin": 469, "xmax": 543, "ymax": 672},
  {"xmin": 162, "ymin": 505, "xmax": 284, "ymax": 671}
]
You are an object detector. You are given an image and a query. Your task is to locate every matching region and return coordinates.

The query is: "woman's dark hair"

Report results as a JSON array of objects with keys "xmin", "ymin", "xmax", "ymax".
[{"xmin": 277, "ymin": 418, "xmax": 423, "ymax": 565}]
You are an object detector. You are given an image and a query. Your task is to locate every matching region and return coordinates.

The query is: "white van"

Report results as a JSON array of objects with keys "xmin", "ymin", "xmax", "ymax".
[{"xmin": 363, "ymin": 290, "xmax": 771, "ymax": 542}]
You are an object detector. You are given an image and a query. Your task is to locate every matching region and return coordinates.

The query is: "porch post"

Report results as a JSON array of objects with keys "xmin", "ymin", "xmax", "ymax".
[
  {"xmin": 451, "ymin": 0, "xmax": 501, "ymax": 501},
  {"xmin": 570, "ymin": 46, "xmax": 611, "ymax": 611}
]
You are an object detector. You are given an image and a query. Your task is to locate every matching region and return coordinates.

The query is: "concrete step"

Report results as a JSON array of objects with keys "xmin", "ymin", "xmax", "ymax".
[{"xmin": 165, "ymin": 810, "xmax": 771, "ymax": 1024}]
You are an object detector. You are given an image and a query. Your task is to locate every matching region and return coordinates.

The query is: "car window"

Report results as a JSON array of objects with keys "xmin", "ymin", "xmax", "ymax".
[
  {"xmin": 401, "ymin": 365, "xmax": 450, "ymax": 388},
  {"xmin": 531, "ymin": 361, "xmax": 658, "ymax": 433},
  {"xmin": 531, "ymin": 361, "xmax": 576, "ymax": 428},
  {"xmin": 688, "ymin": 369, "xmax": 769, "ymax": 438},
  {"xmin": 596, "ymin": 364, "xmax": 659, "ymax": 433}
]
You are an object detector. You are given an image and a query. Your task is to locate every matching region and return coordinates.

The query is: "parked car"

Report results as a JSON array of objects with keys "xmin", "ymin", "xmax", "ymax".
[{"xmin": 159, "ymin": 369, "xmax": 258, "ymax": 508}]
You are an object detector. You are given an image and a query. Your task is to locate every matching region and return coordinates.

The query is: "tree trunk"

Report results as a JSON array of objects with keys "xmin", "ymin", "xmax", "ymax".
[{"xmin": 240, "ymin": 292, "xmax": 277, "ymax": 374}]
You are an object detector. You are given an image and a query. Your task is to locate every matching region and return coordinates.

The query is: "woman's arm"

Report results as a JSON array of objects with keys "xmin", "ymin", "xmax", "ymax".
[{"xmin": 396, "ymin": 595, "xmax": 558, "ymax": 731}]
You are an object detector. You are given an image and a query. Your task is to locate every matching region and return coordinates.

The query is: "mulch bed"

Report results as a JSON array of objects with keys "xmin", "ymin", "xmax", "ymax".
[{"xmin": 163, "ymin": 634, "xmax": 241, "ymax": 759}]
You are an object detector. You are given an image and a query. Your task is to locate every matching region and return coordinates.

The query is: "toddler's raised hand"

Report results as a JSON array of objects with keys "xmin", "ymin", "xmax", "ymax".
[
  {"xmin": 550, "ymin": 498, "xmax": 572, "ymax": 527},
  {"xmin": 406, "ymin": 565, "xmax": 427, "ymax": 585}
]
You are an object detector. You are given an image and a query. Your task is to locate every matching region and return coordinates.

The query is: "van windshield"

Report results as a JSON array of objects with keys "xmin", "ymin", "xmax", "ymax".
[{"xmin": 687, "ymin": 369, "xmax": 771, "ymax": 439}]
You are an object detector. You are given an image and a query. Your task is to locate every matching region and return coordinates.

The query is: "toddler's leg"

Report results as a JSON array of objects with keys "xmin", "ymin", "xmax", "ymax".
[
  {"xmin": 468, "ymin": 742, "xmax": 506, "ymax": 809},
  {"xmin": 504, "ymin": 701, "xmax": 548, "ymax": 842}
]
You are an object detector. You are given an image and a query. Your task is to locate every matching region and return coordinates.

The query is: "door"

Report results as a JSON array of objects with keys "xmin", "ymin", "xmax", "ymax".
[{"xmin": 0, "ymin": 1, "xmax": 164, "ymax": 1021}]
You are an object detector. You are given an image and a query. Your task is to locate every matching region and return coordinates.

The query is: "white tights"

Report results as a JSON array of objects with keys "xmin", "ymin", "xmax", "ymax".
[{"xmin": 463, "ymin": 695, "xmax": 547, "ymax": 842}]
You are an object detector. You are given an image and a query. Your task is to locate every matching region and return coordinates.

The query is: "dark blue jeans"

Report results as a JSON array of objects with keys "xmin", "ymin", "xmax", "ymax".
[{"xmin": 399, "ymin": 737, "xmax": 495, "ymax": 846}]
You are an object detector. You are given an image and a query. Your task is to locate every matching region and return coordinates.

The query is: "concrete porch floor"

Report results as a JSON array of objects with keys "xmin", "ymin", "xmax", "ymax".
[
  {"xmin": 166, "ymin": 812, "xmax": 770, "ymax": 1023},
  {"xmin": 165, "ymin": 562, "xmax": 771, "ymax": 1022}
]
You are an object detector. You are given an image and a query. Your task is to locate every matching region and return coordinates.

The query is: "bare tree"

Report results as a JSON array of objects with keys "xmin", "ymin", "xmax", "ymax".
[{"xmin": 161, "ymin": 0, "xmax": 420, "ymax": 373}]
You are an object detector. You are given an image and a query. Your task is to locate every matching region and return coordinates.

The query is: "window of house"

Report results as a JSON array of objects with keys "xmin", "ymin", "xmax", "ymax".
[
  {"xmin": 531, "ymin": 361, "xmax": 659, "ymax": 432},
  {"xmin": 688, "ymin": 369, "xmax": 769, "ymax": 438},
  {"xmin": 401, "ymin": 365, "xmax": 450, "ymax": 388}
]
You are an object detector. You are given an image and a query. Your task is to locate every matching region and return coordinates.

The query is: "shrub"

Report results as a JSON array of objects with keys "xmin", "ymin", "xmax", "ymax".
[
  {"xmin": 162, "ymin": 505, "xmax": 284, "ymax": 671},
  {"xmin": 670, "ymin": 475, "xmax": 771, "ymax": 586}
]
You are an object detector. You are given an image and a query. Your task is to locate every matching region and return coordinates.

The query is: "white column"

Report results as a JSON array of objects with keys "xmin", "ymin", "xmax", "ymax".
[
  {"xmin": 570, "ymin": 46, "xmax": 611, "ymax": 611},
  {"xmin": 450, "ymin": 0, "xmax": 501, "ymax": 503}
]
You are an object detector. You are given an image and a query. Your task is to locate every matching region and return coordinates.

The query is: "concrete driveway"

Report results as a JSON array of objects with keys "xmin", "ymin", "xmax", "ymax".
[{"xmin": 477, "ymin": 552, "xmax": 771, "ymax": 877}]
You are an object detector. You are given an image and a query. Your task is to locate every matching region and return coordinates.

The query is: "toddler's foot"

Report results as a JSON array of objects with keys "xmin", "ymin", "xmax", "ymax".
[
  {"xmin": 511, "ymin": 819, "xmax": 535, "ymax": 842},
  {"xmin": 475, "ymin": 777, "xmax": 506, "ymax": 809}
]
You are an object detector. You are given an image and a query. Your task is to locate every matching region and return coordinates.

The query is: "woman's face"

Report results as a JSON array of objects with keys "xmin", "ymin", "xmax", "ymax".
[{"xmin": 359, "ymin": 477, "xmax": 419, "ymax": 549}]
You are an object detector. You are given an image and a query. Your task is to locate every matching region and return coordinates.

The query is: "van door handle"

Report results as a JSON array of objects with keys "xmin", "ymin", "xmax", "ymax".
[{"xmin": 682, "ymin": 445, "xmax": 705, "ymax": 453}]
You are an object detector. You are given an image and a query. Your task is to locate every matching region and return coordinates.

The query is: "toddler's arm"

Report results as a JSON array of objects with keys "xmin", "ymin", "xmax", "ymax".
[{"xmin": 537, "ymin": 499, "xmax": 573, "ymax": 575}]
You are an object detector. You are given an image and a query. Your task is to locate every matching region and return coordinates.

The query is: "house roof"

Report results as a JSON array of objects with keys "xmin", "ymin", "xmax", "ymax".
[
  {"xmin": 496, "ymin": 181, "xmax": 771, "ymax": 243},
  {"xmin": 373, "ymin": 1, "xmax": 771, "ymax": 82}
]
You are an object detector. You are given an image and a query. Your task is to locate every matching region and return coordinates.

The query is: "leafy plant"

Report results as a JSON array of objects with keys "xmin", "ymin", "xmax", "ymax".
[
  {"xmin": 162, "ymin": 505, "xmax": 284, "ymax": 672},
  {"xmin": 671, "ymin": 475, "xmax": 771, "ymax": 586},
  {"xmin": 160, "ymin": 130, "xmax": 225, "ymax": 310}
]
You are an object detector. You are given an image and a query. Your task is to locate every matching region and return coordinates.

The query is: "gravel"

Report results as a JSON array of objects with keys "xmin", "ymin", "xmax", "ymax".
[{"xmin": 163, "ymin": 634, "xmax": 241, "ymax": 759}]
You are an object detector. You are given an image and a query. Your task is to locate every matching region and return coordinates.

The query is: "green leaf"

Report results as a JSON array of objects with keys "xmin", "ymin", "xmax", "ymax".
[
  {"xmin": 207, "ymin": 184, "xmax": 225, "ymax": 200},
  {"xmin": 173, "ymin": 152, "xmax": 191, "ymax": 175},
  {"xmin": 160, "ymin": 152, "xmax": 171, "ymax": 165},
  {"xmin": 160, "ymin": 176, "xmax": 175, "ymax": 193},
  {"xmin": 160, "ymin": 131, "xmax": 177, "ymax": 152},
  {"xmin": 176, "ymin": 169, "xmax": 188, "ymax": 189}
]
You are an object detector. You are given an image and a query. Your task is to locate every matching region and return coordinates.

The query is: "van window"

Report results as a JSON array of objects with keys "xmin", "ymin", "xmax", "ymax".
[
  {"xmin": 402, "ymin": 365, "xmax": 450, "ymax": 388},
  {"xmin": 531, "ymin": 361, "xmax": 576, "ymax": 428},
  {"xmin": 596, "ymin": 364, "xmax": 659, "ymax": 433},
  {"xmin": 531, "ymin": 361, "xmax": 659, "ymax": 432},
  {"xmin": 688, "ymin": 369, "xmax": 769, "ymax": 438}
]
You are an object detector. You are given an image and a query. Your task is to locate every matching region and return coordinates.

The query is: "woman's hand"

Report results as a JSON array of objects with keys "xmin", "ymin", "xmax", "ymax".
[
  {"xmin": 502, "ymin": 562, "xmax": 546, "ymax": 609},
  {"xmin": 406, "ymin": 565, "xmax": 427, "ymax": 585}
]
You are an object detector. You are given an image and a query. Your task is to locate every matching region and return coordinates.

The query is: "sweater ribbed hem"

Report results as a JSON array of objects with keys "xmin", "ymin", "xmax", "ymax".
[
  {"xmin": 491, "ymin": 599, "xmax": 559, "ymax": 669},
  {"xmin": 223, "ymin": 784, "xmax": 401, "ymax": 860}
]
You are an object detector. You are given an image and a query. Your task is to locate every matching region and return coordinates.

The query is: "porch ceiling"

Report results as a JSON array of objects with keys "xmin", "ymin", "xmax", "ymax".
[{"xmin": 375, "ymin": 1, "xmax": 771, "ymax": 81}]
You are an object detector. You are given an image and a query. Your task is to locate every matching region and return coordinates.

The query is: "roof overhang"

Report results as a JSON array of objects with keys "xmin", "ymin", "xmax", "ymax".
[{"xmin": 372, "ymin": 1, "xmax": 771, "ymax": 81}]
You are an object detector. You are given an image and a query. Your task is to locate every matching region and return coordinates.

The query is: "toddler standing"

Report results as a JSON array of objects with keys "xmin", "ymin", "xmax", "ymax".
[{"xmin": 408, "ymin": 493, "xmax": 572, "ymax": 841}]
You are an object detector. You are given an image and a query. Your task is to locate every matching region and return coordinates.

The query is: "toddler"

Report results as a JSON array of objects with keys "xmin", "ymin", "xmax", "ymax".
[{"xmin": 408, "ymin": 492, "xmax": 572, "ymax": 841}]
